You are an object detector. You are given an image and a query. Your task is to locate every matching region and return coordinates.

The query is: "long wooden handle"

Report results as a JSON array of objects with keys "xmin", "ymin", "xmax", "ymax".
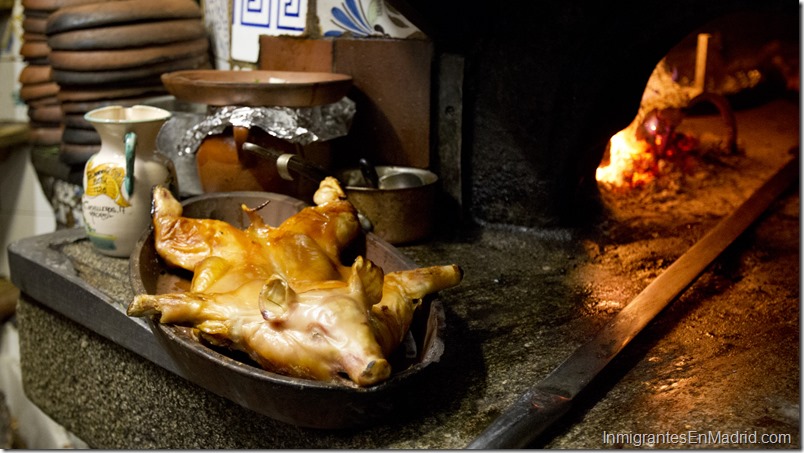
[{"xmin": 467, "ymin": 155, "xmax": 799, "ymax": 449}]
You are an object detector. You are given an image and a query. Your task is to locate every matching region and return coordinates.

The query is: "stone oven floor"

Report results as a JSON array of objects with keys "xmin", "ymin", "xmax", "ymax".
[
  {"xmin": 9, "ymin": 97, "xmax": 799, "ymax": 449},
  {"xmin": 398, "ymin": 96, "xmax": 800, "ymax": 448}
]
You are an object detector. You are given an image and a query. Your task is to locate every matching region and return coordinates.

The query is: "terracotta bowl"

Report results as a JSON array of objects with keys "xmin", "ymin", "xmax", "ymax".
[{"xmin": 161, "ymin": 69, "xmax": 353, "ymax": 107}]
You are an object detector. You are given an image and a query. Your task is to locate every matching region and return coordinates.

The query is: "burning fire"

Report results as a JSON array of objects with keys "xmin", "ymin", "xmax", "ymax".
[
  {"xmin": 595, "ymin": 117, "xmax": 699, "ymax": 189},
  {"xmin": 596, "ymin": 31, "xmax": 745, "ymax": 190},
  {"xmin": 596, "ymin": 124, "xmax": 652, "ymax": 187},
  {"xmin": 596, "ymin": 56, "xmax": 705, "ymax": 189}
]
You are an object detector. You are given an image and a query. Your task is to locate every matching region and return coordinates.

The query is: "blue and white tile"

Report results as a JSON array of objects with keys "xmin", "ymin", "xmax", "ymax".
[
  {"xmin": 227, "ymin": 0, "xmax": 423, "ymax": 64},
  {"xmin": 230, "ymin": 0, "xmax": 308, "ymax": 62},
  {"xmin": 317, "ymin": 0, "xmax": 421, "ymax": 39}
]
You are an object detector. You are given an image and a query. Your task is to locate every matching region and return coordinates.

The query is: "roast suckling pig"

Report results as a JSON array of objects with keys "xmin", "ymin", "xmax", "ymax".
[{"xmin": 127, "ymin": 177, "xmax": 463, "ymax": 386}]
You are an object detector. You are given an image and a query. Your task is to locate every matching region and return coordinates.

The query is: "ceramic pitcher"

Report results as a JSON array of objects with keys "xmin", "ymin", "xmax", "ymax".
[{"xmin": 82, "ymin": 105, "xmax": 177, "ymax": 257}]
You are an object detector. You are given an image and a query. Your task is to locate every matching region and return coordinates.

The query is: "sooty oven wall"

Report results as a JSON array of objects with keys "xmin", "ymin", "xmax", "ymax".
[{"xmin": 414, "ymin": 0, "xmax": 797, "ymax": 229}]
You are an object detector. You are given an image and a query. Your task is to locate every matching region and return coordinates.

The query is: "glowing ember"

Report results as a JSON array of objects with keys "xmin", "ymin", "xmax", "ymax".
[
  {"xmin": 596, "ymin": 115, "xmax": 700, "ymax": 189},
  {"xmin": 596, "ymin": 123, "xmax": 651, "ymax": 187},
  {"xmin": 596, "ymin": 59, "xmax": 704, "ymax": 189}
]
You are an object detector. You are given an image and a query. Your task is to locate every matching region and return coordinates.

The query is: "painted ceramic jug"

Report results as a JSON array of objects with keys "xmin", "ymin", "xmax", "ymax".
[{"xmin": 82, "ymin": 105, "xmax": 177, "ymax": 257}]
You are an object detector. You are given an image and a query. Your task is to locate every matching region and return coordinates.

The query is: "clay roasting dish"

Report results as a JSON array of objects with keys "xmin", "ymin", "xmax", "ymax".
[{"xmin": 129, "ymin": 191, "xmax": 448, "ymax": 429}]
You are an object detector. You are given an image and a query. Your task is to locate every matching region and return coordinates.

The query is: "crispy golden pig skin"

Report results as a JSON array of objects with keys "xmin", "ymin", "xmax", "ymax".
[
  {"xmin": 128, "ymin": 177, "xmax": 463, "ymax": 386},
  {"xmin": 150, "ymin": 177, "xmax": 358, "ymax": 287}
]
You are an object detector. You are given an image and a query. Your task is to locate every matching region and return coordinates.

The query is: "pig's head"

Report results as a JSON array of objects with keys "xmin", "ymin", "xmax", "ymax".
[{"xmin": 258, "ymin": 257, "xmax": 391, "ymax": 386}]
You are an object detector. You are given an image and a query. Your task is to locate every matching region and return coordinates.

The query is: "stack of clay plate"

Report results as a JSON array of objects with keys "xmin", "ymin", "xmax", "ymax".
[
  {"xmin": 45, "ymin": 0, "xmax": 211, "ymax": 165},
  {"xmin": 18, "ymin": 0, "xmax": 82, "ymax": 147}
]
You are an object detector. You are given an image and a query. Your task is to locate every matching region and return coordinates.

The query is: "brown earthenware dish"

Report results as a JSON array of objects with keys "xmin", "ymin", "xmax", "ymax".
[
  {"xmin": 161, "ymin": 69, "xmax": 353, "ymax": 107},
  {"xmin": 129, "ymin": 191, "xmax": 447, "ymax": 429}
]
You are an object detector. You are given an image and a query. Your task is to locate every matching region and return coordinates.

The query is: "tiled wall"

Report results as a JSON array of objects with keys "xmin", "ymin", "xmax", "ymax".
[
  {"xmin": 316, "ymin": 0, "xmax": 421, "ymax": 39},
  {"xmin": 226, "ymin": 0, "xmax": 422, "ymax": 64}
]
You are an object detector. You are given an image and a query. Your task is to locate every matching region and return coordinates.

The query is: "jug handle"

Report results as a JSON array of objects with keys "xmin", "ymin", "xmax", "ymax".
[{"xmin": 124, "ymin": 131, "xmax": 136, "ymax": 197}]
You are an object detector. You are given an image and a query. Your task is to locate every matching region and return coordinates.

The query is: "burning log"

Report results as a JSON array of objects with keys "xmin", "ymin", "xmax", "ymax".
[{"xmin": 596, "ymin": 91, "xmax": 736, "ymax": 190}]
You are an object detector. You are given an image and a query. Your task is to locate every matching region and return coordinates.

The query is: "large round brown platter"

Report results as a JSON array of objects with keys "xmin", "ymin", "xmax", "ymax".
[
  {"xmin": 57, "ymin": 85, "xmax": 166, "ymax": 102},
  {"xmin": 18, "ymin": 64, "xmax": 52, "ymax": 84},
  {"xmin": 47, "ymin": 19, "xmax": 207, "ymax": 50},
  {"xmin": 22, "ymin": 32, "xmax": 47, "ymax": 42},
  {"xmin": 60, "ymin": 95, "xmax": 162, "ymax": 113},
  {"xmin": 22, "ymin": 16, "xmax": 47, "ymax": 34},
  {"xmin": 19, "ymin": 81, "xmax": 59, "ymax": 101},
  {"xmin": 62, "ymin": 112, "xmax": 93, "ymax": 130},
  {"xmin": 60, "ymin": 142, "xmax": 98, "ymax": 164},
  {"xmin": 26, "ymin": 95, "xmax": 59, "ymax": 109},
  {"xmin": 52, "ymin": 54, "xmax": 209, "ymax": 86},
  {"xmin": 28, "ymin": 104, "xmax": 63, "ymax": 124},
  {"xmin": 129, "ymin": 192, "xmax": 447, "ymax": 429},
  {"xmin": 49, "ymin": 38, "xmax": 208, "ymax": 71},
  {"xmin": 45, "ymin": 0, "xmax": 202, "ymax": 34},
  {"xmin": 161, "ymin": 69, "xmax": 353, "ymax": 107},
  {"xmin": 29, "ymin": 126, "xmax": 63, "ymax": 146},
  {"xmin": 61, "ymin": 127, "xmax": 99, "ymax": 145},
  {"xmin": 22, "ymin": 0, "xmax": 122, "ymax": 13},
  {"xmin": 20, "ymin": 40, "xmax": 50, "ymax": 60}
]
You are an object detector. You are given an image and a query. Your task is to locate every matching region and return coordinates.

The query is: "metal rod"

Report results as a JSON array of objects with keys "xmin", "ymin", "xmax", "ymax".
[
  {"xmin": 467, "ymin": 155, "xmax": 799, "ymax": 449},
  {"xmin": 242, "ymin": 141, "xmax": 330, "ymax": 182}
]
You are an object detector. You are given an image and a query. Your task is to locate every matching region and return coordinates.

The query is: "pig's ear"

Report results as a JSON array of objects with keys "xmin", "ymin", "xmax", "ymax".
[
  {"xmin": 259, "ymin": 275, "xmax": 296, "ymax": 322},
  {"xmin": 348, "ymin": 256, "xmax": 384, "ymax": 306}
]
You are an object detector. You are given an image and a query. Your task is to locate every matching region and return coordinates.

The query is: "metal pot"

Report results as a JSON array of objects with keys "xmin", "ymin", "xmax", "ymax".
[
  {"xmin": 340, "ymin": 166, "xmax": 438, "ymax": 244},
  {"xmin": 240, "ymin": 142, "xmax": 439, "ymax": 244}
]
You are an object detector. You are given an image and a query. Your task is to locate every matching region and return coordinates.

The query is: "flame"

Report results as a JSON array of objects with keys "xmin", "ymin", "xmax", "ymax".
[
  {"xmin": 596, "ymin": 58, "xmax": 702, "ymax": 189},
  {"xmin": 595, "ymin": 123, "xmax": 655, "ymax": 187},
  {"xmin": 596, "ymin": 118, "xmax": 701, "ymax": 189}
]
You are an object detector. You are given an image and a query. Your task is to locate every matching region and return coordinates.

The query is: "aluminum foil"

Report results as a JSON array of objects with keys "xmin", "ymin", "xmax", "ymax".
[{"xmin": 175, "ymin": 97, "xmax": 356, "ymax": 156}]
